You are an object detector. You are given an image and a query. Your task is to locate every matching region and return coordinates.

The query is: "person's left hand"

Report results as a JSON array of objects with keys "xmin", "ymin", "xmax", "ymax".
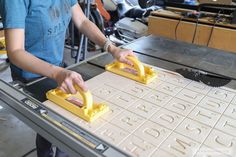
[{"xmin": 109, "ymin": 45, "xmax": 136, "ymax": 66}]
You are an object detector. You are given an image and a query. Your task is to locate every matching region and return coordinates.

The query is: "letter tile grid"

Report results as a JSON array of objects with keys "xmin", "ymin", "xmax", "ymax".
[{"xmin": 44, "ymin": 69, "xmax": 236, "ymax": 157}]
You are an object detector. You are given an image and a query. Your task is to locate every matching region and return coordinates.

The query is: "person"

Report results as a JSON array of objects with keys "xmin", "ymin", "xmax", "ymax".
[{"xmin": 0, "ymin": 0, "xmax": 135, "ymax": 157}]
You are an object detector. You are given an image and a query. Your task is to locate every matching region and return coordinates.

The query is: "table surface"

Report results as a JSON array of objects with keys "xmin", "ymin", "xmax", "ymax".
[
  {"xmin": 21, "ymin": 35, "xmax": 236, "ymax": 157},
  {"xmin": 44, "ymin": 68, "xmax": 236, "ymax": 157},
  {"xmin": 123, "ymin": 35, "xmax": 236, "ymax": 89}
]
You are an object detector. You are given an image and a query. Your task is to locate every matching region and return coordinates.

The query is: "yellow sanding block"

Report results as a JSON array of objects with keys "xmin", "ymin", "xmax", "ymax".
[
  {"xmin": 46, "ymin": 86, "xmax": 109, "ymax": 122},
  {"xmin": 105, "ymin": 56, "xmax": 157, "ymax": 84}
]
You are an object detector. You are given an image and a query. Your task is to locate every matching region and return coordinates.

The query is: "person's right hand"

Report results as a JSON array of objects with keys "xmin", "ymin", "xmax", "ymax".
[{"xmin": 52, "ymin": 68, "xmax": 88, "ymax": 94}]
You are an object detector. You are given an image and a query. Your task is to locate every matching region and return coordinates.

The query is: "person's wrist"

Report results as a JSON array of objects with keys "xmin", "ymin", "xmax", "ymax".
[
  {"xmin": 108, "ymin": 44, "xmax": 120, "ymax": 57},
  {"xmin": 50, "ymin": 65, "xmax": 63, "ymax": 80},
  {"xmin": 103, "ymin": 38, "xmax": 112, "ymax": 52}
]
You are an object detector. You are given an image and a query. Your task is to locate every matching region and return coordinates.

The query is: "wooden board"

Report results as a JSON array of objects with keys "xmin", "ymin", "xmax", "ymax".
[
  {"xmin": 148, "ymin": 11, "xmax": 236, "ymax": 53},
  {"xmin": 44, "ymin": 68, "xmax": 236, "ymax": 157},
  {"xmin": 148, "ymin": 9, "xmax": 236, "ymax": 52},
  {"xmin": 150, "ymin": 10, "xmax": 236, "ymax": 29}
]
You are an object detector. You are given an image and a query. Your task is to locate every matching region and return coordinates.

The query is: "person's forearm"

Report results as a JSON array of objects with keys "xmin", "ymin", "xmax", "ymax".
[
  {"xmin": 79, "ymin": 19, "xmax": 120, "ymax": 54},
  {"xmin": 71, "ymin": 5, "xmax": 106, "ymax": 47},
  {"xmin": 71, "ymin": 4, "xmax": 121, "ymax": 55},
  {"xmin": 7, "ymin": 49, "xmax": 62, "ymax": 79},
  {"xmin": 79, "ymin": 19, "xmax": 106, "ymax": 47}
]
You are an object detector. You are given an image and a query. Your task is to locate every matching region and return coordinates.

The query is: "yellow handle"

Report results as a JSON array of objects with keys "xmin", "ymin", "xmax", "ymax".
[
  {"xmin": 118, "ymin": 56, "xmax": 145, "ymax": 77},
  {"xmin": 74, "ymin": 85, "xmax": 93, "ymax": 110}
]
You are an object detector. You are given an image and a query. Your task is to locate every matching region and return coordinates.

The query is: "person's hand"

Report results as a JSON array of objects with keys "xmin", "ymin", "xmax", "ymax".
[
  {"xmin": 109, "ymin": 45, "xmax": 136, "ymax": 66},
  {"xmin": 52, "ymin": 67, "xmax": 88, "ymax": 94}
]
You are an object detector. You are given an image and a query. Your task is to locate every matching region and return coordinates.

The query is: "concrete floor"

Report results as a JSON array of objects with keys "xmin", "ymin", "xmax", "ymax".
[
  {"xmin": 0, "ymin": 49, "xmax": 100, "ymax": 157},
  {"xmin": 0, "ymin": 101, "xmax": 37, "ymax": 157},
  {"xmin": 0, "ymin": 67, "xmax": 37, "ymax": 157}
]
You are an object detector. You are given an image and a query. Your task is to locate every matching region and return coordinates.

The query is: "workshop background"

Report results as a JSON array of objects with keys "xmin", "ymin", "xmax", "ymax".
[{"xmin": 1, "ymin": 0, "xmax": 236, "ymax": 157}]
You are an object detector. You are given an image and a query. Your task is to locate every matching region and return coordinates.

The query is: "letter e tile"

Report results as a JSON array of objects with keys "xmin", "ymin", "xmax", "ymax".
[{"xmin": 110, "ymin": 110, "xmax": 145, "ymax": 133}]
